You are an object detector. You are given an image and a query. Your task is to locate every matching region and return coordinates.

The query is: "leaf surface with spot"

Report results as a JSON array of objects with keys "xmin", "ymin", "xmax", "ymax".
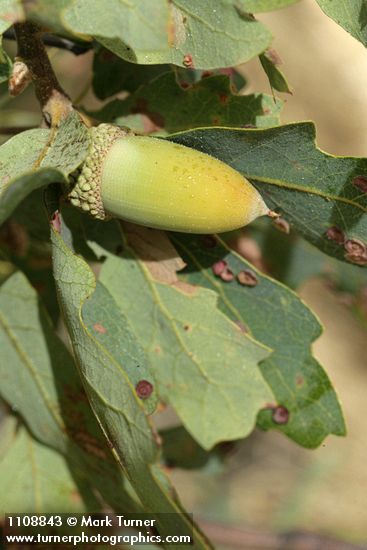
[
  {"xmin": 51, "ymin": 212, "xmax": 212, "ymax": 549},
  {"xmin": 60, "ymin": 0, "xmax": 272, "ymax": 69},
  {"xmin": 169, "ymin": 123, "xmax": 367, "ymax": 265},
  {"xmin": 172, "ymin": 233, "xmax": 346, "ymax": 448},
  {"xmin": 82, "ymin": 221, "xmax": 272, "ymax": 450}
]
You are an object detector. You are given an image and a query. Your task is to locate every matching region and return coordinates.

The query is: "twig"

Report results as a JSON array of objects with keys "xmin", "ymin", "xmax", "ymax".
[
  {"xmin": 12, "ymin": 22, "xmax": 73, "ymax": 127},
  {"xmin": 3, "ymin": 28, "xmax": 93, "ymax": 56},
  {"xmin": 198, "ymin": 520, "xmax": 366, "ymax": 550}
]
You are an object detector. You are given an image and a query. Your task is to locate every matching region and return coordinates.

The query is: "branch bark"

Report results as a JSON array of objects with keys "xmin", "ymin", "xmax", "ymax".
[{"xmin": 12, "ymin": 22, "xmax": 73, "ymax": 127}]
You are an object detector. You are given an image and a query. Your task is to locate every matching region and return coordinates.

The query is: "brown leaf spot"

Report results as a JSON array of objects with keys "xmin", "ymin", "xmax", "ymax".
[
  {"xmin": 220, "ymin": 268, "xmax": 234, "ymax": 282},
  {"xmin": 180, "ymin": 81, "xmax": 190, "ymax": 89},
  {"xmin": 326, "ymin": 226, "xmax": 345, "ymax": 245},
  {"xmin": 344, "ymin": 238, "xmax": 366, "ymax": 255},
  {"xmin": 93, "ymin": 323, "xmax": 106, "ymax": 334},
  {"xmin": 344, "ymin": 239, "xmax": 367, "ymax": 265},
  {"xmin": 345, "ymin": 253, "xmax": 367, "ymax": 266},
  {"xmin": 212, "ymin": 117, "xmax": 221, "ymax": 124},
  {"xmin": 219, "ymin": 93, "xmax": 229, "ymax": 104},
  {"xmin": 295, "ymin": 374, "xmax": 304, "ymax": 387},
  {"xmin": 273, "ymin": 217, "xmax": 290, "ymax": 234},
  {"xmin": 136, "ymin": 380, "xmax": 154, "ymax": 400},
  {"xmin": 272, "ymin": 405, "xmax": 289, "ymax": 425},
  {"xmin": 202, "ymin": 71, "xmax": 213, "ymax": 78},
  {"xmin": 352, "ymin": 175, "xmax": 367, "ymax": 193},
  {"xmin": 237, "ymin": 269, "xmax": 258, "ymax": 287},
  {"xmin": 183, "ymin": 324, "xmax": 192, "ymax": 332},
  {"xmin": 183, "ymin": 54, "xmax": 193, "ymax": 68},
  {"xmin": 212, "ymin": 260, "xmax": 227, "ymax": 276}
]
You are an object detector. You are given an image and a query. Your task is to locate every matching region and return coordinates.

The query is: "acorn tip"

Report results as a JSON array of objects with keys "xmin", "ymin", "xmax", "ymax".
[{"xmin": 267, "ymin": 210, "xmax": 280, "ymax": 219}]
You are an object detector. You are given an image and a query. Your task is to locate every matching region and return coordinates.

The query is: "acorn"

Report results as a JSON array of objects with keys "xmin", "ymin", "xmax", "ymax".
[{"xmin": 68, "ymin": 124, "xmax": 274, "ymax": 233}]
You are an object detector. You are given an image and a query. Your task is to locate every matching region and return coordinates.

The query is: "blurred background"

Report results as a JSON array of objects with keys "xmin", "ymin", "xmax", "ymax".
[{"xmin": 1, "ymin": 0, "xmax": 367, "ymax": 548}]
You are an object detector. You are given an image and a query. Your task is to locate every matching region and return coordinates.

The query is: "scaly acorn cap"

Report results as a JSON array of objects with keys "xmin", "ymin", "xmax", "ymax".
[
  {"xmin": 68, "ymin": 123, "xmax": 275, "ymax": 233},
  {"xmin": 67, "ymin": 123, "xmax": 134, "ymax": 219}
]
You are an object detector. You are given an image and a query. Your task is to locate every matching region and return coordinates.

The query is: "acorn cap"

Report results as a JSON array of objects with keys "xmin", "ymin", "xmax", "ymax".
[{"xmin": 67, "ymin": 123, "xmax": 133, "ymax": 219}]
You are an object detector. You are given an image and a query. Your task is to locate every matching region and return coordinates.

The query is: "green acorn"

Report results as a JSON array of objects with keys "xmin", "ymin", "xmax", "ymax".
[{"xmin": 68, "ymin": 124, "xmax": 273, "ymax": 233}]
